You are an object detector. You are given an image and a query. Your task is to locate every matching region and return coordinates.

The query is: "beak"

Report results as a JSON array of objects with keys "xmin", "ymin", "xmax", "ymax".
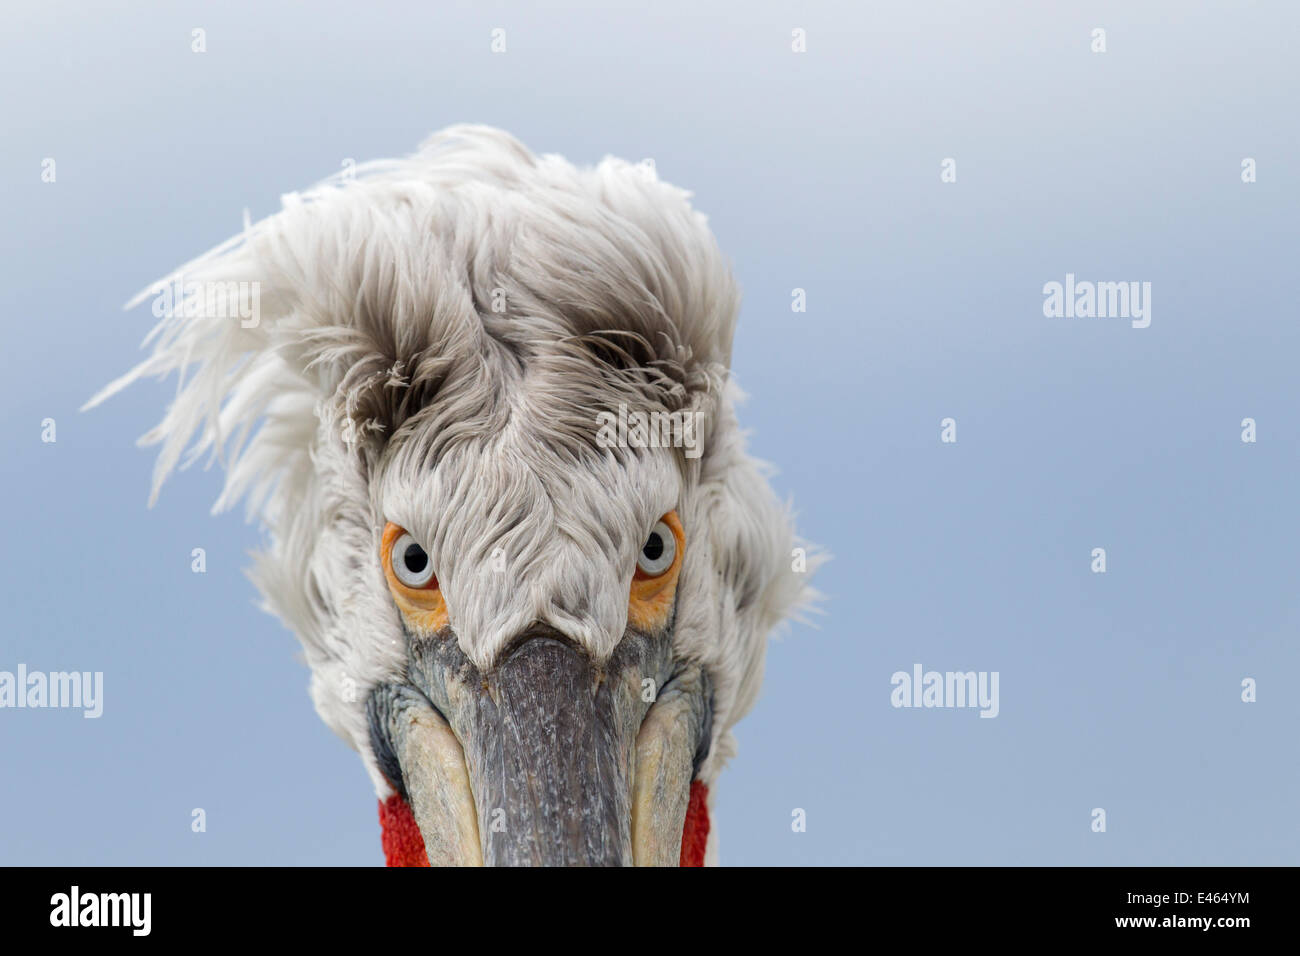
[{"xmin": 368, "ymin": 624, "xmax": 712, "ymax": 866}]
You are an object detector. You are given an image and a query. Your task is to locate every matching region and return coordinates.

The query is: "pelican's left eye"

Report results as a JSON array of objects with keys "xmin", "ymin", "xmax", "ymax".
[
  {"xmin": 391, "ymin": 532, "xmax": 436, "ymax": 589},
  {"xmin": 636, "ymin": 520, "xmax": 677, "ymax": 577}
]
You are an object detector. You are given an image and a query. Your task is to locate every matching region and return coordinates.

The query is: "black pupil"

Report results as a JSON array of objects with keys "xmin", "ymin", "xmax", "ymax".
[
  {"xmin": 403, "ymin": 543, "xmax": 428, "ymax": 574},
  {"xmin": 643, "ymin": 532, "xmax": 664, "ymax": 562}
]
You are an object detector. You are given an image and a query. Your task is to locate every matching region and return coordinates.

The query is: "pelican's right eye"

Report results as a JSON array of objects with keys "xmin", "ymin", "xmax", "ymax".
[
  {"xmin": 391, "ymin": 532, "xmax": 436, "ymax": 589},
  {"xmin": 381, "ymin": 522, "xmax": 447, "ymax": 634}
]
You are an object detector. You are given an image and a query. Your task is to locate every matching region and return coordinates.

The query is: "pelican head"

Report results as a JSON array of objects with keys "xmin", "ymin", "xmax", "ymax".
[{"xmin": 88, "ymin": 126, "xmax": 818, "ymax": 866}]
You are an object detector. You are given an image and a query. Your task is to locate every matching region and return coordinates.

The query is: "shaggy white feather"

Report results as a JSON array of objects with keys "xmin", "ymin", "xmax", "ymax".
[{"xmin": 86, "ymin": 125, "xmax": 820, "ymax": 813}]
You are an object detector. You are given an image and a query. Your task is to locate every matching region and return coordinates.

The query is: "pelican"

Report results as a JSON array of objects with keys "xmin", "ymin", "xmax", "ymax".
[{"xmin": 87, "ymin": 126, "xmax": 818, "ymax": 866}]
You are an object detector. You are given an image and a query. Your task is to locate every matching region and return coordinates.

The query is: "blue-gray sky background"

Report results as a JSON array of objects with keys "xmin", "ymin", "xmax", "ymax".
[{"xmin": 2, "ymin": 0, "xmax": 1297, "ymax": 865}]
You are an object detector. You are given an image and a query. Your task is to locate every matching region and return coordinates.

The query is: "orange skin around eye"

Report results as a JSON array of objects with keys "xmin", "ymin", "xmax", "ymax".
[
  {"xmin": 628, "ymin": 511, "xmax": 685, "ymax": 633},
  {"xmin": 382, "ymin": 515, "xmax": 682, "ymax": 637},
  {"xmin": 381, "ymin": 522, "xmax": 448, "ymax": 634}
]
